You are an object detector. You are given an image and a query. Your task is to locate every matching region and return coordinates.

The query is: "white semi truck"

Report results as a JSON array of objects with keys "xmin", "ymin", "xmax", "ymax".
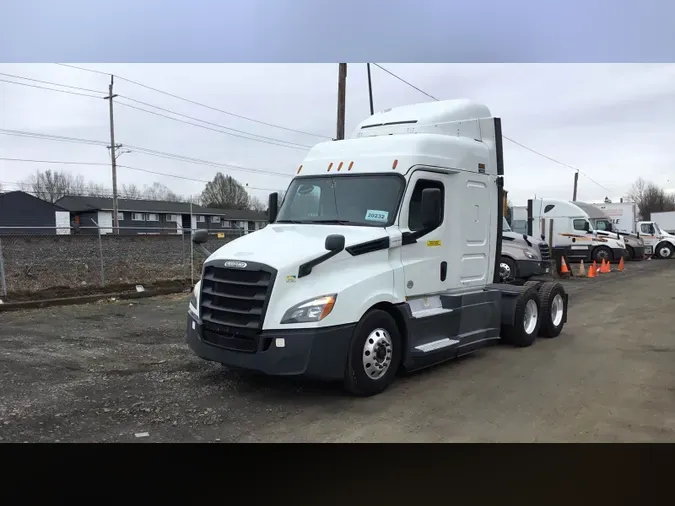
[{"xmin": 186, "ymin": 100, "xmax": 569, "ymax": 396}]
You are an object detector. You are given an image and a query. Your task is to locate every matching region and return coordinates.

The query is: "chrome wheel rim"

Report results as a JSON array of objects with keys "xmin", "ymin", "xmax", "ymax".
[
  {"xmin": 596, "ymin": 249, "xmax": 609, "ymax": 261},
  {"xmin": 524, "ymin": 299, "xmax": 539, "ymax": 335},
  {"xmin": 659, "ymin": 246, "xmax": 672, "ymax": 258},
  {"xmin": 500, "ymin": 262, "xmax": 513, "ymax": 282},
  {"xmin": 362, "ymin": 328, "xmax": 393, "ymax": 379},
  {"xmin": 551, "ymin": 294, "xmax": 564, "ymax": 327}
]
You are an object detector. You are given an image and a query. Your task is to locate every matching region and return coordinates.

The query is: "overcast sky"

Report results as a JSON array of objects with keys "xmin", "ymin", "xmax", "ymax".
[{"xmin": 1, "ymin": 63, "xmax": 674, "ymax": 206}]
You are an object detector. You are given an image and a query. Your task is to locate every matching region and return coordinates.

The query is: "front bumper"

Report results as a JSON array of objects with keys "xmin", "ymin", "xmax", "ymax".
[
  {"xmin": 186, "ymin": 313, "xmax": 355, "ymax": 380},
  {"xmin": 515, "ymin": 259, "xmax": 551, "ymax": 279},
  {"xmin": 628, "ymin": 245, "xmax": 645, "ymax": 260},
  {"xmin": 612, "ymin": 247, "xmax": 628, "ymax": 262}
]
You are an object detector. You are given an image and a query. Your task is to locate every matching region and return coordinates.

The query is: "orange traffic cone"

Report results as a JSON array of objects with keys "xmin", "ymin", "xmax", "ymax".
[
  {"xmin": 618, "ymin": 256, "xmax": 625, "ymax": 272},
  {"xmin": 587, "ymin": 262, "xmax": 597, "ymax": 278},
  {"xmin": 592, "ymin": 260, "xmax": 598, "ymax": 272},
  {"xmin": 559, "ymin": 256, "xmax": 570, "ymax": 277},
  {"xmin": 601, "ymin": 258, "xmax": 611, "ymax": 273},
  {"xmin": 578, "ymin": 260, "xmax": 586, "ymax": 276}
]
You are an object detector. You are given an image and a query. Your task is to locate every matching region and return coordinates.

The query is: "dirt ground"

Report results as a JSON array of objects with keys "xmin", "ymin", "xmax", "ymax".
[{"xmin": 1, "ymin": 259, "xmax": 674, "ymax": 443}]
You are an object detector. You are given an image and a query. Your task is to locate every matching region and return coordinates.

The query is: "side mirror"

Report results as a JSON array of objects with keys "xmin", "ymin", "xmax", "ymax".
[
  {"xmin": 584, "ymin": 221, "xmax": 591, "ymax": 233},
  {"xmin": 192, "ymin": 229, "xmax": 209, "ymax": 244},
  {"xmin": 268, "ymin": 192, "xmax": 279, "ymax": 223},
  {"xmin": 325, "ymin": 234, "xmax": 345, "ymax": 252},
  {"xmin": 420, "ymin": 188, "xmax": 442, "ymax": 230}
]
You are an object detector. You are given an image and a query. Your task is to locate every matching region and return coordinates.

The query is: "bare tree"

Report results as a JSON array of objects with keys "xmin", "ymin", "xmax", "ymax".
[
  {"xmin": 630, "ymin": 177, "xmax": 675, "ymax": 220},
  {"xmin": 143, "ymin": 182, "xmax": 182, "ymax": 202},
  {"xmin": 24, "ymin": 169, "xmax": 86, "ymax": 203},
  {"xmin": 121, "ymin": 183, "xmax": 143, "ymax": 200},
  {"xmin": 249, "ymin": 196, "xmax": 267, "ymax": 212},
  {"xmin": 201, "ymin": 173, "xmax": 250, "ymax": 209}
]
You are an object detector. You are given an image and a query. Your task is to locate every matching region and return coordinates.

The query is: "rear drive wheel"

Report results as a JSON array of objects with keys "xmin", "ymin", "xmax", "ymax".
[
  {"xmin": 537, "ymin": 282, "xmax": 566, "ymax": 338},
  {"xmin": 501, "ymin": 287, "xmax": 541, "ymax": 348},
  {"xmin": 592, "ymin": 246, "xmax": 613, "ymax": 264},
  {"xmin": 656, "ymin": 242, "xmax": 674, "ymax": 259},
  {"xmin": 344, "ymin": 310, "xmax": 402, "ymax": 397},
  {"xmin": 499, "ymin": 256, "xmax": 518, "ymax": 283}
]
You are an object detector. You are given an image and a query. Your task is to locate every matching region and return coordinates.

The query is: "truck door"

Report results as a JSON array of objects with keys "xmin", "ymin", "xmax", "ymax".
[
  {"xmin": 639, "ymin": 222, "xmax": 657, "ymax": 255},
  {"xmin": 399, "ymin": 170, "xmax": 451, "ymax": 297}
]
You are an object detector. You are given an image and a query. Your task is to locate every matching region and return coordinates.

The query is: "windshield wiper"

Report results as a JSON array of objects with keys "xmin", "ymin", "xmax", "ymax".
[
  {"xmin": 275, "ymin": 219, "xmax": 303, "ymax": 224},
  {"xmin": 310, "ymin": 219, "xmax": 361, "ymax": 225}
]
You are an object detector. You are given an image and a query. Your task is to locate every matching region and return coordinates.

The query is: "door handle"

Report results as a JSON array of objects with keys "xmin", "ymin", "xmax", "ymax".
[{"xmin": 440, "ymin": 261, "xmax": 447, "ymax": 282}]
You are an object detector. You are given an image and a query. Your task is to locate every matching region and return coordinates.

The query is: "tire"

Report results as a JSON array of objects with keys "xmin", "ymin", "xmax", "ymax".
[
  {"xmin": 592, "ymin": 246, "xmax": 613, "ymax": 264},
  {"xmin": 499, "ymin": 256, "xmax": 518, "ymax": 283},
  {"xmin": 344, "ymin": 309, "xmax": 402, "ymax": 397},
  {"xmin": 626, "ymin": 245, "xmax": 635, "ymax": 260},
  {"xmin": 501, "ymin": 287, "xmax": 542, "ymax": 348},
  {"xmin": 524, "ymin": 280, "xmax": 541, "ymax": 290},
  {"xmin": 537, "ymin": 282, "xmax": 566, "ymax": 338},
  {"xmin": 655, "ymin": 242, "xmax": 674, "ymax": 259}
]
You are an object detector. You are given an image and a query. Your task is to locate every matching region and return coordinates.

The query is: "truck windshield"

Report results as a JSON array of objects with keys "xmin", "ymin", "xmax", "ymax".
[
  {"xmin": 502, "ymin": 217, "xmax": 512, "ymax": 232},
  {"xmin": 276, "ymin": 174, "xmax": 405, "ymax": 227}
]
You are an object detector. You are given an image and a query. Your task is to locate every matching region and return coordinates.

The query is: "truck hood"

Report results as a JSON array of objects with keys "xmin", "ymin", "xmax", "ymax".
[
  {"xmin": 206, "ymin": 224, "xmax": 390, "ymax": 269},
  {"xmin": 502, "ymin": 231, "xmax": 542, "ymax": 247}
]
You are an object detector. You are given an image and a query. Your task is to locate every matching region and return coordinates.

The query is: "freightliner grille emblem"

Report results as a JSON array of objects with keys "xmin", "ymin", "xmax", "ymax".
[{"xmin": 224, "ymin": 260, "xmax": 247, "ymax": 269}]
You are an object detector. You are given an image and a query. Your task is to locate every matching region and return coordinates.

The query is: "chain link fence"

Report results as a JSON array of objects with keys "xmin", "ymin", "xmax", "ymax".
[{"xmin": 0, "ymin": 226, "xmax": 246, "ymax": 301}]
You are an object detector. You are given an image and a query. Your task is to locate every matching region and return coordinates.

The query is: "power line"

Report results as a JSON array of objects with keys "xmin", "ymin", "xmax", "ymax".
[
  {"xmin": 371, "ymin": 64, "xmax": 439, "ymax": 101},
  {"xmin": 55, "ymin": 63, "xmax": 329, "ymax": 139},
  {"xmin": 114, "ymin": 98, "xmax": 313, "ymax": 150},
  {"xmin": 372, "ymin": 63, "xmax": 613, "ymax": 194},
  {"xmin": 1, "ymin": 72, "xmax": 315, "ymax": 151},
  {"xmin": 0, "ymin": 128, "xmax": 295, "ymax": 179},
  {"xmin": 0, "ymin": 78, "xmax": 103, "ymax": 100},
  {"xmin": 0, "ymin": 72, "xmax": 106, "ymax": 94},
  {"xmin": 0, "ymin": 159, "xmax": 284, "ymax": 193}
]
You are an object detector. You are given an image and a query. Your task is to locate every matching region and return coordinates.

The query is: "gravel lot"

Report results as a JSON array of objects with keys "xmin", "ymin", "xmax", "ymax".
[{"xmin": 1, "ymin": 259, "xmax": 674, "ymax": 443}]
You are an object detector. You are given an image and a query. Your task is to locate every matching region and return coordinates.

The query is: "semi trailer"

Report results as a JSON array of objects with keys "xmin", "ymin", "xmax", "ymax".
[{"xmin": 186, "ymin": 100, "xmax": 569, "ymax": 396}]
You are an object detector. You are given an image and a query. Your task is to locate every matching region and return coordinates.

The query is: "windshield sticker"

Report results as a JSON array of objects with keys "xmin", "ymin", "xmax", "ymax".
[{"xmin": 365, "ymin": 210, "xmax": 389, "ymax": 223}]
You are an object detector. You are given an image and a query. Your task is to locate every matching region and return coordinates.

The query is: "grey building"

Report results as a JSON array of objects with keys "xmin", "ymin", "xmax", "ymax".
[
  {"xmin": 54, "ymin": 196, "xmax": 268, "ymax": 235},
  {"xmin": 0, "ymin": 191, "xmax": 72, "ymax": 234}
]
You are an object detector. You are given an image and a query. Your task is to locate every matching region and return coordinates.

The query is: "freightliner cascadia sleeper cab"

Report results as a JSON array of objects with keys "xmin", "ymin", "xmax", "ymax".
[{"xmin": 186, "ymin": 100, "xmax": 570, "ymax": 396}]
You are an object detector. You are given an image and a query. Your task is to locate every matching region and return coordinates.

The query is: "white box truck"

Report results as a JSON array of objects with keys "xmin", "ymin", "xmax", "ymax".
[
  {"xmin": 186, "ymin": 100, "xmax": 570, "ymax": 396},
  {"xmin": 650, "ymin": 211, "xmax": 675, "ymax": 234},
  {"xmin": 594, "ymin": 202, "xmax": 675, "ymax": 258}
]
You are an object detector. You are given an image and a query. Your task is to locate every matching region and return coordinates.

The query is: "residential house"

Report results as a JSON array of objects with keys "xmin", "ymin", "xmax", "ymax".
[
  {"xmin": 0, "ymin": 191, "xmax": 72, "ymax": 234},
  {"xmin": 53, "ymin": 196, "xmax": 268, "ymax": 235}
]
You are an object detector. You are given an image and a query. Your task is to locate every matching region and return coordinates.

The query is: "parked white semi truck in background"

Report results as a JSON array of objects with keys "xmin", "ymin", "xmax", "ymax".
[
  {"xmin": 650, "ymin": 211, "xmax": 675, "ymax": 234},
  {"xmin": 186, "ymin": 100, "xmax": 569, "ymax": 396},
  {"xmin": 512, "ymin": 199, "xmax": 627, "ymax": 264}
]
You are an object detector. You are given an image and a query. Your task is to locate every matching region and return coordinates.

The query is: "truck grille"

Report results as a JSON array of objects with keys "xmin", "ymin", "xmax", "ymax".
[
  {"xmin": 200, "ymin": 262, "xmax": 276, "ymax": 352},
  {"xmin": 538, "ymin": 242, "xmax": 551, "ymax": 262}
]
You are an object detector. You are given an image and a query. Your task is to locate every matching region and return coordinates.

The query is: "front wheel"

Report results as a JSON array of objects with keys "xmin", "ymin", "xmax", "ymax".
[
  {"xmin": 501, "ymin": 287, "xmax": 541, "ymax": 348},
  {"xmin": 656, "ymin": 242, "xmax": 674, "ymax": 259},
  {"xmin": 499, "ymin": 256, "xmax": 518, "ymax": 283},
  {"xmin": 344, "ymin": 310, "xmax": 402, "ymax": 397},
  {"xmin": 592, "ymin": 245, "xmax": 613, "ymax": 264}
]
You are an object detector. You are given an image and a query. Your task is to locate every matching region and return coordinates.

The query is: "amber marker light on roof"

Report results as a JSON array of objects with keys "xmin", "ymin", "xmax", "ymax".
[{"xmin": 392, "ymin": 159, "xmax": 399, "ymax": 170}]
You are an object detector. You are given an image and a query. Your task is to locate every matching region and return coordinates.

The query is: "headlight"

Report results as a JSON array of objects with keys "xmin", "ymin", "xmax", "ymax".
[
  {"xmin": 189, "ymin": 280, "xmax": 201, "ymax": 316},
  {"xmin": 281, "ymin": 294, "xmax": 337, "ymax": 324},
  {"xmin": 524, "ymin": 251, "xmax": 536, "ymax": 260}
]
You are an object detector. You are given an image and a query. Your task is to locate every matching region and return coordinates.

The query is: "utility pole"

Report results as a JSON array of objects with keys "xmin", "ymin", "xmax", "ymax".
[
  {"xmin": 104, "ymin": 75, "xmax": 120, "ymax": 234},
  {"xmin": 366, "ymin": 63, "xmax": 374, "ymax": 115},
  {"xmin": 572, "ymin": 170, "xmax": 579, "ymax": 201},
  {"xmin": 336, "ymin": 63, "xmax": 347, "ymax": 140}
]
